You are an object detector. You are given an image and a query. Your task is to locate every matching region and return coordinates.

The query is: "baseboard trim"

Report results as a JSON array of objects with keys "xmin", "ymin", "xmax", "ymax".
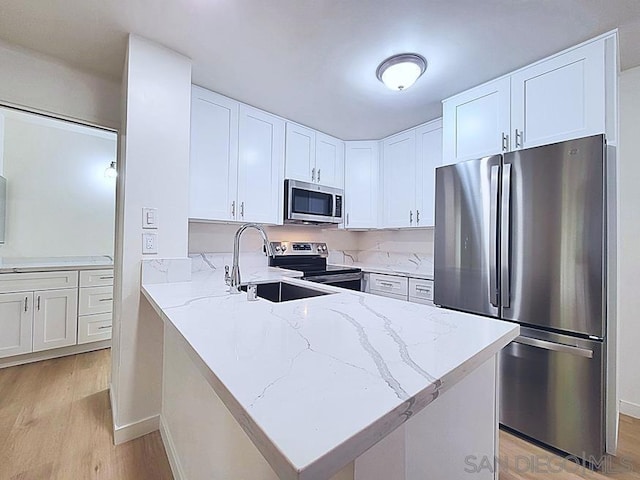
[
  {"xmin": 160, "ymin": 416, "xmax": 186, "ymax": 480},
  {"xmin": 113, "ymin": 413, "xmax": 160, "ymax": 445},
  {"xmin": 620, "ymin": 400, "xmax": 640, "ymax": 419},
  {"xmin": 0, "ymin": 341, "xmax": 111, "ymax": 369}
]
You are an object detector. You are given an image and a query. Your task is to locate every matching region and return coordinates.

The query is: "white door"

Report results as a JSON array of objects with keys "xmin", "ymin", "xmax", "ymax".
[
  {"xmin": 442, "ymin": 77, "xmax": 510, "ymax": 164},
  {"xmin": 415, "ymin": 120, "xmax": 443, "ymax": 227},
  {"xmin": 238, "ymin": 105, "xmax": 285, "ymax": 225},
  {"xmin": 285, "ymin": 122, "xmax": 315, "ymax": 183},
  {"xmin": 344, "ymin": 141, "xmax": 379, "ymax": 229},
  {"xmin": 0, "ymin": 292, "xmax": 33, "ymax": 358},
  {"xmin": 315, "ymin": 132, "xmax": 344, "ymax": 188},
  {"xmin": 381, "ymin": 130, "xmax": 417, "ymax": 228},
  {"xmin": 32, "ymin": 288, "xmax": 78, "ymax": 352},
  {"xmin": 189, "ymin": 86, "xmax": 239, "ymax": 221},
  {"xmin": 511, "ymin": 40, "xmax": 606, "ymax": 149}
]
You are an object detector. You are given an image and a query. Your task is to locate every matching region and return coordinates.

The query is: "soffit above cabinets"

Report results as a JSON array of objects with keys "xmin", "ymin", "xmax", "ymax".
[{"xmin": 0, "ymin": 1, "xmax": 639, "ymax": 139}]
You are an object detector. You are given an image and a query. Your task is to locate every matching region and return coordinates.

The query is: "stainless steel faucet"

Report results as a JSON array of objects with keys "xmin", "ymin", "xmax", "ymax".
[{"xmin": 225, "ymin": 223, "xmax": 276, "ymax": 293}]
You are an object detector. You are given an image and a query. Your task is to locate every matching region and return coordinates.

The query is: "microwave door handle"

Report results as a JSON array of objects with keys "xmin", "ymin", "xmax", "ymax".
[
  {"xmin": 489, "ymin": 165, "xmax": 500, "ymax": 307},
  {"xmin": 501, "ymin": 163, "xmax": 512, "ymax": 308}
]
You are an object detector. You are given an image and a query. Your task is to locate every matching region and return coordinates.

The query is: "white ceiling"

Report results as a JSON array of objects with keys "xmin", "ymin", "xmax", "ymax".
[{"xmin": 1, "ymin": 0, "xmax": 640, "ymax": 139}]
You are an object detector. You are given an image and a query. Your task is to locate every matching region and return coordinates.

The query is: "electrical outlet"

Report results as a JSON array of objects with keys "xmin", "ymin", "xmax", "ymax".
[
  {"xmin": 142, "ymin": 207, "xmax": 158, "ymax": 229},
  {"xmin": 142, "ymin": 233, "xmax": 157, "ymax": 254}
]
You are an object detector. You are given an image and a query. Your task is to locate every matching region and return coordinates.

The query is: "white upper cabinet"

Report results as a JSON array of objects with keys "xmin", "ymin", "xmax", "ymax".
[
  {"xmin": 443, "ymin": 35, "xmax": 615, "ymax": 164},
  {"xmin": 285, "ymin": 122, "xmax": 345, "ymax": 188},
  {"xmin": 237, "ymin": 105, "xmax": 285, "ymax": 225},
  {"xmin": 189, "ymin": 86, "xmax": 239, "ymax": 221},
  {"xmin": 285, "ymin": 123, "xmax": 315, "ymax": 182},
  {"xmin": 415, "ymin": 119, "xmax": 443, "ymax": 227},
  {"xmin": 442, "ymin": 77, "xmax": 510, "ymax": 165},
  {"xmin": 381, "ymin": 130, "xmax": 417, "ymax": 228},
  {"xmin": 315, "ymin": 132, "xmax": 344, "ymax": 188},
  {"xmin": 380, "ymin": 119, "xmax": 443, "ymax": 228},
  {"xmin": 510, "ymin": 40, "xmax": 606, "ymax": 150},
  {"xmin": 344, "ymin": 141, "xmax": 379, "ymax": 229}
]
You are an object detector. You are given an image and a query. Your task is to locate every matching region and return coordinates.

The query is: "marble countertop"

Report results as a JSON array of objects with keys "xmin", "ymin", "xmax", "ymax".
[
  {"xmin": 0, "ymin": 255, "xmax": 113, "ymax": 273},
  {"xmin": 335, "ymin": 262, "xmax": 434, "ymax": 280},
  {"xmin": 142, "ymin": 266, "xmax": 518, "ymax": 480}
]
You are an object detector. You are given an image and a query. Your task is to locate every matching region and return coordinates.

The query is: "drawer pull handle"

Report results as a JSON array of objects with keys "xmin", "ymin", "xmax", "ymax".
[
  {"xmin": 99, "ymin": 298, "xmax": 113, "ymax": 302},
  {"xmin": 415, "ymin": 287, "xmax": 432, "ymax": 293},
  {"xmin": 379, "ymin": 282, "xmax": 395, "ymax": 288},
  {"xmin": 99, "ymin": 276, "xmax": 114, "ymax": 280},
  {"xmin": 97, "ymin": 326, "xmax": 111, "ymax": 330}
]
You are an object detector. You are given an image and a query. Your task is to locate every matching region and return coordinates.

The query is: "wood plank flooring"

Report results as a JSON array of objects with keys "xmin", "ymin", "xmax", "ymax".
[
  {"xmin": 0, "ymin": 349, "xmax": 638, "ymax": 479},
  {"xmin": 500, "ymin": 418, "xmax": 640, "ymax": 479},
  {"xmin": 0, "ymin": 349, "xmax": 173, "ymax": 480}
]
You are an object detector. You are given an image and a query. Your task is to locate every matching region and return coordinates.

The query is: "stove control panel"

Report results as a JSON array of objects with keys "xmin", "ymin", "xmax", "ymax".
[{"xmin": 269, "ymin": 242, "xmax": 328, "ymax": 257}]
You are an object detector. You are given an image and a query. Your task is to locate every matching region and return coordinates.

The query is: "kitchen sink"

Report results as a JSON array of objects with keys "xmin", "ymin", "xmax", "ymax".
[{"xmin": 240, "ymin": 281, "xmax": 334, "ymax": 303}]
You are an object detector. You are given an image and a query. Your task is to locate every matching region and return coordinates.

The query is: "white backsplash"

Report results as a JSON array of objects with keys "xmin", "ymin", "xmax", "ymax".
[{"xmin": 141, "ymin": 258, "xmax": 192, "ymax": 284}]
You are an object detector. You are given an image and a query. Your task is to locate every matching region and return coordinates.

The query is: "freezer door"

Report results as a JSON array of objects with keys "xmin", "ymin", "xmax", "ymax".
[
  {"xmin": 500, "ymin": 327, "xmax": 605, "ymax": 461},
  {"xmin": 502, "ymin": 135, "xmax": 606, "ymax": 338},
  {"xmin": 434, "ymin": 155, "xmax": 501, "ymax": 318}
]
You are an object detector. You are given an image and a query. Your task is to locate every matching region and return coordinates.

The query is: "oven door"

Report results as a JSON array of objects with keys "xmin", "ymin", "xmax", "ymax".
[
  {"xmin": 285, "ymin": 179, "xmax": 343, "ymax": 224},
  {"xmin": 304, "ymin": 273, "xmax": 362, "ymax": 291}
]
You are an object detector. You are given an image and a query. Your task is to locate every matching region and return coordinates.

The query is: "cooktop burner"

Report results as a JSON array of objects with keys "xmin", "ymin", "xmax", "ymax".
[{"xmin": 267, "ymin": 241, "xmax": 361, "ymax": 277}]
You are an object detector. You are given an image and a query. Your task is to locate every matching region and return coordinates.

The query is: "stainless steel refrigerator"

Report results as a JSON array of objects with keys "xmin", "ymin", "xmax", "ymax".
[{"xmin": 434, "ymin": 135, "xmax": 609, "ymax": 462}]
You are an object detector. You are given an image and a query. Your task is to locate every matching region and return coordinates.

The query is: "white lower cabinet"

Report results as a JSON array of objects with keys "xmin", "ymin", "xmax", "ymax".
[
  {"xmin": 0, "ymin": 292, "xmax": 33, "ymax": 358},
  {"xmin": 78, "ymin": 312, "xmax": 112, "ymax": 344},
  {"xmin": 364, "ymin": 273, "xmax": 435, "ymax": 307},
  {"xmin": 408, "ymin": 278, "xmax": 434, "ymax": 306},
  {"xmin": 368, "ymin": 273, "xmax": 409, "ymax": 301},
  {"xmin": 0, "ymin": 268, "xmax": 112, "ymax": 360},
  {"xmin": 32, "ymin": 288, "xmax": 78, "ymax": 352}
]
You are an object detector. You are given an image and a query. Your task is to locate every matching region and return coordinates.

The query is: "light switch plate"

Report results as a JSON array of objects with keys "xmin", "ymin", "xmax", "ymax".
[
  {"xmin": 142, "ymin": 233, "xmax": 157, "ymax": 254},
  {"xmin": 142, "ymin": 207, "xmax": 158, "ymax": 229}
]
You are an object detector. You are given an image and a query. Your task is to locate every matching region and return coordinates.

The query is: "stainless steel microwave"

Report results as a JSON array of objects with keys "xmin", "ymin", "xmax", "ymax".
[{"xmin": 284, "ymin": 179, "xmax": 344, "ymax": 225}]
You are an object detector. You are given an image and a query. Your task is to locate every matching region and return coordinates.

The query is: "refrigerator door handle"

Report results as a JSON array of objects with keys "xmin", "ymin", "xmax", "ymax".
[
  {"xmin": 501, "ymin": 163, "xmax": 512, "ymax": 308},
  {"xmin": 489, "ymin": 165, "xmax": 500, "ymax": 307},
  {"xmin": 514, "ymin": 336, "xmax": 594, "ymax": 359}
]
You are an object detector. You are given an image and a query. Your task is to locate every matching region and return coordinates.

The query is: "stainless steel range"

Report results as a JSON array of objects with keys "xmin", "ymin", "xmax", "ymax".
[{"xmin": 268, "ymin": 242, "xmax": 362, "ymax": 291}]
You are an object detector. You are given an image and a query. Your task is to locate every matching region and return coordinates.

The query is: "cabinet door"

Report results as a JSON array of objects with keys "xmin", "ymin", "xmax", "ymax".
[
  {"xmin": 189, "ymin": 86, "xmax": 239, "ymax": 221},
  {"xmin": 511, "ymin": 40, "xmax": 605, "ymax": 149},
  {"xmin": 415, "ymin": 120, "xmax": 443, "ymax": 227},
  {"xmin": 285, "ymin": 123, "xmax": 315, "ymax": 183},
  {"xmin": 381, "ymin": 130, "xmax": 416, "ymax": 228},
  {"xmin": 238, "ymin": 105, "xmax": 285, "ymax": 225},
  {"xmin": 0, "ymin": 292, "xmax": 33, "ymax": 358},
  {"xmin": 32, "ymin": 288, "xmax": 78, "ymax": 352},
  {"xmin": 344, "ymin": 141, "xmax": 379, "ymax": 229},
  {"xmin": 315, "ymin": 132, "xmax": 344, "ymax": 188},
  {"xmin": 442, "ymin": 77, "xmax": 510, "ymax": 164}
]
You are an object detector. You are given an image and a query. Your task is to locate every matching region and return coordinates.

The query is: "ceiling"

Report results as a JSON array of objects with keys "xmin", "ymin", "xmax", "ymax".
[{"xmin": 1, "ymin": 0, "xmax": 640, "ymax": 139}]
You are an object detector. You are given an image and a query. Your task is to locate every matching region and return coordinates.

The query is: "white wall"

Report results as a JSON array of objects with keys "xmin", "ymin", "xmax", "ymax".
[
  {"xmin": 0, "ymin": 39, "xmax": 120, "ymax": 129},
  {"xmin": 0, "ymin": 109, "xmax": 116, "ymax": 258},
  {"xmin": 111, "ymin": 35, "xmax": 191, "ymax": 442},
  {"xmin": 618, "ymin": 66, "xmax": 640, "ymax": 418}
]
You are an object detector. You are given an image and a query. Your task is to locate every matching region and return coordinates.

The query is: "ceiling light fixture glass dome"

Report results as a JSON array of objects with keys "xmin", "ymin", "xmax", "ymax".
[{"xmin": 376, "ymin": 53, "xmax": 427, "ymax": 91}]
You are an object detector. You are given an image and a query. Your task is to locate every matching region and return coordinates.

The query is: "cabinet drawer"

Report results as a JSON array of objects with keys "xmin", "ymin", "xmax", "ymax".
[
  {"xmin": 368, "ymin": 273, "xmax": 408, "ymax": 298},
  {"xmin": 409, "ymin": 278, "xmax": 434, "ymax": 302},
  {"xmin": 79, "ymin": 269, "xmax": 114, "ymax": 287},
  {"xmin": 78, "ymin": 313, "xmax": 112, "ymax": 344},
  {"xmin": 79, "ymin": 286, "xmax": 113, "ymax": 315},
  {"xmin": 0, "ymin": 271, "xmax": 78, "ymax": 294}
]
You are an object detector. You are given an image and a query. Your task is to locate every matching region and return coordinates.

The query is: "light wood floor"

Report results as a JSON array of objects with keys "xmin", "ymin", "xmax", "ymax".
[
  {"xmin": 0, "ymin": 349, "xmax": 173, "ymax": 480},
  {"xmin": 1, "ymin": 350, "xmax": 638, "ymax": 480}
]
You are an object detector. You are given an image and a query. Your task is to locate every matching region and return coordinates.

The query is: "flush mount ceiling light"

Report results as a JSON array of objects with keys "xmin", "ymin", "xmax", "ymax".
[
  {"xmin": 104, "ymin": 161, "xmax": 117, "ymax": 179},
  {"xmin": 376, "ymin": 53, "xmax": 427, "ymax": 91}
]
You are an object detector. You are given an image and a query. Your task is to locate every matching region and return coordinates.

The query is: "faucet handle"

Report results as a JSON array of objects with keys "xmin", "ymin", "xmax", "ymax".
[{"xmin": 224, "ymin": 265, "xmax": 231, "ymax": 285}]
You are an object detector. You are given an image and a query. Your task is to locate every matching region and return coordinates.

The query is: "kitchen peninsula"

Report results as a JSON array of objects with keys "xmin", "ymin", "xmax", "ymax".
[{"xmin": 142, "ymin": 260, "xmax": 519, "ymax": 480}]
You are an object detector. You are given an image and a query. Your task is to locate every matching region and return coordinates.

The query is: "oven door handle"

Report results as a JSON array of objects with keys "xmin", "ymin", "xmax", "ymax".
[{"xmin": 305, "ymin": 273, "xmax": 362, "ymax": 283}]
